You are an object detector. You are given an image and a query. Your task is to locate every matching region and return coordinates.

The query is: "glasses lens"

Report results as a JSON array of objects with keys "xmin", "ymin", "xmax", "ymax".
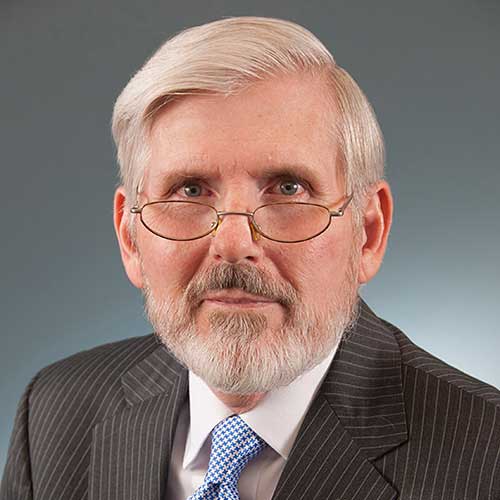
[
  {"xmin": 254, "ymin": 203, "xmax": 330, "ymax": 242},
  {"xmin": 141, "ymin": 201, "xmax": 218, "ymax": 240}
]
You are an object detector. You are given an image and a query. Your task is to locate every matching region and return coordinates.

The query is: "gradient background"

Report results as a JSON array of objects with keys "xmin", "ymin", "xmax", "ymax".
[{"xmin": 1, "ymin": 0, "xmax": 499, "ymax": 471}]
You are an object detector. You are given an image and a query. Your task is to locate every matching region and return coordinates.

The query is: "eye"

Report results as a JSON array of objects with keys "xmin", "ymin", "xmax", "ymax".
[
  {"xmin": 162, "ymin": 177, "xmax": 213, "ymax": 199},
  {"xmin": 279, "ymin": 180, "xmax": 300, "ymax": 195},
  {"xmin": 272, "ymin": 178, "xmax": 307, "ymax": 196},
  {"xmin": 183, "ymin": 182, "xmax": 203, "ymax": 197}
]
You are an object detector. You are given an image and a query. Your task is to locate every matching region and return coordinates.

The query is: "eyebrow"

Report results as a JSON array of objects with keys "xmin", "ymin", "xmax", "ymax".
[
  {"xmin": 147, "ymin": 167, "xmax": 215, "ymax": 195},
  {"xmin": 146, "ymin": 161, "xmax": 328, "ymax": 194},
  {"xmin": 256, "ymin": 164, "xmax": 324, "ymax": 187}
]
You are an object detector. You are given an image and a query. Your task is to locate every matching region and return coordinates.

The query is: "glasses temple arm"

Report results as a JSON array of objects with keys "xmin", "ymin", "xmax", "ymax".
[{"xmin": 330, "ymin": 193, "xmax": 354, "ymax": 217}]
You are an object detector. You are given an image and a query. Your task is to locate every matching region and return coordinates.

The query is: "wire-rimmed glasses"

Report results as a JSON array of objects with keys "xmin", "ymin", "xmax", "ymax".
[{"xmin": 130, "ymin": 194, "xmax": 353, "ymax": 243}]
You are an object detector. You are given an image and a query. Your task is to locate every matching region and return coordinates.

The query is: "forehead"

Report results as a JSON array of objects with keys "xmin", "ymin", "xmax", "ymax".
[{"xmin": 145, "ymin": 73, "xmax": 342, "ymax": 189}]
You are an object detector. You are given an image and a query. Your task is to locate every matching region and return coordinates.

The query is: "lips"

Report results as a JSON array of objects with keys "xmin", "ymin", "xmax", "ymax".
[{"xmin": 202, "ymin": 291, "xmax": 275, "ymax": 305}]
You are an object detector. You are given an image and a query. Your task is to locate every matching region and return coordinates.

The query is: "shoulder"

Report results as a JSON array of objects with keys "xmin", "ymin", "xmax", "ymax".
[
  {"xmin": 33, "ymin": 334, "xmax": 159, "ymax": 392},
  {"xmin": 27, "ymin": 334, "xmax": 161, "ymax": 425},
  {"xmin": 381, "ymin": 316, "xmax": 500, "ymax": 469},
  {"xmin": 382, "ymin": 318, "xmax": 500, "ymax": 407},
  {"xmin": 370, "ymin": 313, "xmax": 500, "ymax": 497}
]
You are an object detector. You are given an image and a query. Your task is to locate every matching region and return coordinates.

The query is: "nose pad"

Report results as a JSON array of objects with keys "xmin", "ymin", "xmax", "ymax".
[
  {"xmin": 249, "ymin": 221, "xmax": 261, "ymax": 242},
  {"xmin": 210, "ymin": 214, "xmax": 261, "ymax": 242}
]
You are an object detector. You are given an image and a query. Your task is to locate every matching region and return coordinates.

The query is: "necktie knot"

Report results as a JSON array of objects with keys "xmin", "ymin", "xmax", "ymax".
[{"xmin": 188, "ymin": 415, "xmax": 267, "ymax": 499}]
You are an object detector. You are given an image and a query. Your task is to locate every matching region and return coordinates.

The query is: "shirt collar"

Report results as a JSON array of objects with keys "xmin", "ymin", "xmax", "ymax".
[{"xmin": 183, "ymin": 346, "xmax": 337, "ymax": 469}]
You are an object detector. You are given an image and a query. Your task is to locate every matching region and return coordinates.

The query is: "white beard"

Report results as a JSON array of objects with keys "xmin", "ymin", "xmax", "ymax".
[{"xmin": 142, "ymin": 251, "xmax": 360, "ymax": 395}]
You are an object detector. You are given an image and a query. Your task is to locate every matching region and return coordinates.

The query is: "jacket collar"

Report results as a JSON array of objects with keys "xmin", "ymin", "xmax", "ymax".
[
  {"xmin": 325, "ymin": 299, "xmax": 408, "ymax": 461},
  {"xmin": 120, "ymin": 339, "xmax": 187, "ymax": 407}
]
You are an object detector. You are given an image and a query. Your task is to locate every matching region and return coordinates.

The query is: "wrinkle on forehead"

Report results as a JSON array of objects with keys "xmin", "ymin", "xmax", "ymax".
[{"xmin": 144, "ymin": 73, "xmax": 344, "ymax": 194}]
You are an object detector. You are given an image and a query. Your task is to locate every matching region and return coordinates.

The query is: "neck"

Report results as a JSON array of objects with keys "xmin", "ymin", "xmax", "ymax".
[{"xmin": 210, "ymin": 387, "xmax": 267, "ymax": 414}]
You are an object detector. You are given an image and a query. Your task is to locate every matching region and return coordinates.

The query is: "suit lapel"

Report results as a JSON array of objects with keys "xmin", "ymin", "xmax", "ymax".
[
  {"xmin": 272, "ymin": 299, "xmax": 407, "ymax": 500},
  {"xmin": 89, "ymin": 342, "xmax": 188, "ymax": 500}
]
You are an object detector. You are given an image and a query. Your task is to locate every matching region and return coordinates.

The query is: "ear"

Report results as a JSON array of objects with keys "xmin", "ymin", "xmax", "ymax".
[
  {"xmin": 113, "ymin": 186, "xmax": 144, "ymax": 289},
  {"xmin": 358, "ymin": 180, "xmax": 393, "ymax": 284}
]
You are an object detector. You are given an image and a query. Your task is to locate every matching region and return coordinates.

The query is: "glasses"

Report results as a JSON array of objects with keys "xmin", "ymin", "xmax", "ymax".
[{"xmin": 130, "ymin": 194, "xmax": 353, "ymax": 244}]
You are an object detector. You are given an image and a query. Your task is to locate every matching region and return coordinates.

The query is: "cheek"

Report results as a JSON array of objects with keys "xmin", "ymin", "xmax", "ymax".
[
  {"xmin": 269, "ymin": 234, "xmax": 352, "ymax": 297},
  {"xmin": 140, "ymin": 236, "xmax": 209, "ymax": 293}
]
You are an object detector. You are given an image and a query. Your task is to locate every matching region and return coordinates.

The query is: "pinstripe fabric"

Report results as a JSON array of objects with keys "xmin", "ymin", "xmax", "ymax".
[{"xmin": 2, "ymin": 300, "xmax": 500, "ymax": 499}]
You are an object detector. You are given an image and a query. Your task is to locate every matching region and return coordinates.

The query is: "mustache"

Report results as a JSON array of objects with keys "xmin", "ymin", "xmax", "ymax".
[{"xmin": 185, "ymin": 263, "xmax": 299, "ymax": 309}]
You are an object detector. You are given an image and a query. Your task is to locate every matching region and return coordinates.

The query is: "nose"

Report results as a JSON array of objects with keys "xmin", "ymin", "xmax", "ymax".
[{"xmin": 208, "ymin": 211, "xmax": 262, "ymax": 264}]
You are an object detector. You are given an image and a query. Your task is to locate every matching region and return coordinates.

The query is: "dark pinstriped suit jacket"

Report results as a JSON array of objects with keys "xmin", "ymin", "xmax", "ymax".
[{"xmin": 2, "ymin": 300, "xmax": 500, "ymax": 500}]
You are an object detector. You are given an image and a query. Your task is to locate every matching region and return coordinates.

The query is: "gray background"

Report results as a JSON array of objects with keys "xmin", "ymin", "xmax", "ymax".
[{"xmin": 1, "ymin": 0, "xmax": 499, "ymax": 471}]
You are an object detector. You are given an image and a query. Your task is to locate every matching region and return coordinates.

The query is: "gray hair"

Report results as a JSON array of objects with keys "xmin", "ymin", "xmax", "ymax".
[{"xmin": 111, "ymin": 16, "xmax": 385, "ymax": 225}]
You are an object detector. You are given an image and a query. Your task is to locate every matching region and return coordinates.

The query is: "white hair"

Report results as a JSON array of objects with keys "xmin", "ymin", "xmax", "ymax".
[{"xmin": 111, "ymin": 16, "xmax": 385, "ymax": 224}]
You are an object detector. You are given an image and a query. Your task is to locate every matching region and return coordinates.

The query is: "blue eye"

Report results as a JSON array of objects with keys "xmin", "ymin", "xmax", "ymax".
[
  {"xmin": 183, "ymin": 183, "xmax": 203, "ymax": 197},
  {"xmin": 279, "ymin": 180, "xmax": 300, "ymax": 195}
]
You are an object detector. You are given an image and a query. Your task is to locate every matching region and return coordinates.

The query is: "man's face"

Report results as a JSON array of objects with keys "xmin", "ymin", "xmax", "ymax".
[{"xmin": 129, "ymin": 73, "xmax": 362, "ymax": 394}]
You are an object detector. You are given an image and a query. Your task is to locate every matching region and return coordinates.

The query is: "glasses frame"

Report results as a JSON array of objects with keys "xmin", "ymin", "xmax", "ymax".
[{"xmin": 130, "ymin": 193, "xmax": 354, "ymax": 244}]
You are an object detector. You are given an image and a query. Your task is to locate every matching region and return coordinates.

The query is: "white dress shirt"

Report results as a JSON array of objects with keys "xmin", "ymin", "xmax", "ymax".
[{"xmin": 166, "ymin": 346, "xmax": 338, "ymax": 500}]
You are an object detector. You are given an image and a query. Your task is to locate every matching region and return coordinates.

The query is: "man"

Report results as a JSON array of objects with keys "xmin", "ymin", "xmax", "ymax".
[{"xmin": 2, "ymin": 16, "xmax": 500, "ymax": 500}]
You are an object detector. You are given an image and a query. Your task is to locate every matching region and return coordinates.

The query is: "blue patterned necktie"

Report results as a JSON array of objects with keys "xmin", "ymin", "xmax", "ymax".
[{"xmin": 187, "ymin": 415, "xmax": 267, "ymax": 499}]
